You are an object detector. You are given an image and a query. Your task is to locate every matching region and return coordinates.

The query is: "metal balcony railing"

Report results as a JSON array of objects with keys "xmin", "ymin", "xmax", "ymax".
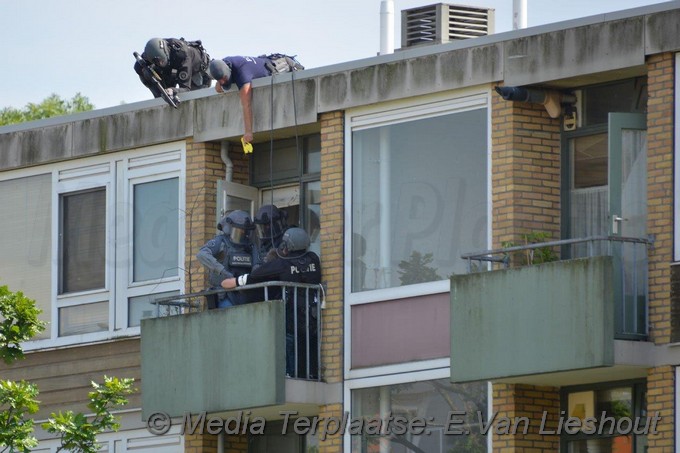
[
  {"xmin": 461, "ymin": 235, "xmax": 654, "ymax": 340},
  {"xmin": 151, "ymin": 281, "xmax": 325, "ymax": 381}
]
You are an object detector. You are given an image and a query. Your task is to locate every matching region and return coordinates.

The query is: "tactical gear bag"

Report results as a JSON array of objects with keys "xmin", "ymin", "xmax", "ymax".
[{"xmin": 260, "ymin": 53, "xmax": 305, "ymax": 74}]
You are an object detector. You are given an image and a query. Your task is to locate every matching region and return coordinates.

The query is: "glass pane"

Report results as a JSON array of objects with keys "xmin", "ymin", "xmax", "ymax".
[
  {"xmin": 0, "ymin": 174, "xmax": 52, "ymax": 340},
  {"xmin": 583, "ymin": 79, "xmax": 646, "ymax": 126},
  {"xmin": 252, "ymin": 139, "xmax": 299, "ymax": 184},
  {"xmin": 59, "ymin": 301, "xmax": 108, "ymax": 336},
  {"xmin": 128, "ymin": 290, "xmax": 179, "ymax": 327},
  {"xmin": 572, "ymin": 133, "xmax": 608, "ymax": 189},
  {"xmin": 620, "ymin": 130, "xmax": 648, "ymax": 336},
  {"xmin": 133, "ymin": 178, "xmax": 179, "ymax": 282},
  {"xmin": 61, "ymin": 189, "xmax": 106, "ymax": 294},
  {"xmin": 569, "ymin": 134, "xmax": 608, "ymax": 257},
  {"xmin": 304, "ymin": 135, "xmax": 321, "ymax": 173},
  {"xmin": 351, "ymin": 379, "xmax": 488, "ymax": 453},
  {"xmin": 304, "ymin": 181, "xmax": 321, "ymax": 256},
  {"xmin": 351, "ymin": 108, "xmax": 488, "ymax": 292}
]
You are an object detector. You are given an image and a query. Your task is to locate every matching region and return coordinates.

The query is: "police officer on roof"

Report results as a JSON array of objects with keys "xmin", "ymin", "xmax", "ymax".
[
  {"xmin": 196, "ymin": 210, "xmax": 255, "ymax": 308},
  {"xmin": 221, "ymin": 227, "xmax": 321, "ymax": 376},
  {"xmin": 253, "ymin": 204, "xmax": 289, "ymax": 266},
  {"xmin": 134, "ymin": 37, "xmax": 212, "ymax": 100}
]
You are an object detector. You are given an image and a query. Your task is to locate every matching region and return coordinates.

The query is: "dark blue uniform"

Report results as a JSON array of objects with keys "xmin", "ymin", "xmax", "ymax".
[
  {"xmin": 240, "ymin": 250, "xmax": 321, "ymax": 377},
  {"xmin": 222, "ymin": 56, "xmax": 271, "ymax": 89},
  {"xmin": 196, "ymin": 234, "xmax": 254, "ymax": 307}
]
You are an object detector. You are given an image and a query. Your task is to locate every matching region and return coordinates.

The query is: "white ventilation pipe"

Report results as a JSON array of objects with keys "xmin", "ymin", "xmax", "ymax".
[
  {"xmin": 380, "ymin": 0, "xmax": 395, "ymax": 55},
  {"xmin": 513, "ymin": 0, "xmax": 527, "ymax": 30},
  {"xmin": 220, "ymin": 140, "xmax": 233, "ymax": 182}
]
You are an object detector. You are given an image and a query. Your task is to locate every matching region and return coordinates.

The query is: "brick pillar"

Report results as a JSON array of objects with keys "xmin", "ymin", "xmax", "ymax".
[
  {"xmin": 184, "ymin": 432, "xmax": 218, "ymax": 453},
  {"xmin": 647, "ymin": 366, "xmax": 674, "ymax": 452},
  {"xmin": 491, "ymin": 91, "xmax": 562, "ymax": 251},
  {"xmin": 318, "ymin": 111, "xmax": 345, "ymax": 453},
  {"xmin": 185, "ymin": 139, "xmax": 225, "ymax": 295},
  {"xmin": 492, "ymin": 383, "xmax": 560, "ymax": 452},
  {"xmin": 646, "ymin": 52, "xmax": 674, "ymax": 345}
]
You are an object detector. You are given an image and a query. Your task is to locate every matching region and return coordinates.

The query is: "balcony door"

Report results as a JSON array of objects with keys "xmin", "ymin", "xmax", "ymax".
[
  {"xmin": 609, "ymin": 113, "xmax": 647, "ymax": 338},
  {"xmin": 566, "ymin": 113, "xmax": 647, "ymax": 338}
]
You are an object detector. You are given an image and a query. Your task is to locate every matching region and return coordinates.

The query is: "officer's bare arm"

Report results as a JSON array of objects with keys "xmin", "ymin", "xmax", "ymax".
[{"xmin": 239, "ymin": 82, "xmax": 254, "ymax": 143}]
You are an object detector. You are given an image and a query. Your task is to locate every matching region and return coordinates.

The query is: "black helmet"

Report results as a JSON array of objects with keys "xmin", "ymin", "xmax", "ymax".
[
  {"xmin": 280, "ymin": 227, "xmax": 310, "ymax": 253},
  {"xmin": 144, "ymin": 38, "xmax": 170, "ymax": 68},
  {"xmin": 254, "ymin": 205, "xmax": 288, "ymax": 241},
  {"xmin": 220, "ymin": 210, "xmax": 254, "ymax": 244},
  {"xmin": 209, "ymin": 59, "xmax": 232, "ymax": 90}
]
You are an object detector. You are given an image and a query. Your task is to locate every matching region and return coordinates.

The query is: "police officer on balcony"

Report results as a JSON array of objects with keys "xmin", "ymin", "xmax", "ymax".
[
  {"xmin": 253, "ymin": 204, "xmax": 289, "ymax": 266},
  {"xmin": 221, "ymin": 227, "xmax": 321, "ymax": 376},
  {"xmin": 196, "ymin": 210, "xmax": 255, "ymax": 308}
]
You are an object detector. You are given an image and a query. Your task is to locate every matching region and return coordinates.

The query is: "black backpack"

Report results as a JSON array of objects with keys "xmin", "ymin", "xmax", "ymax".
[{"xmin": 260, "ymin": 53, "xmax": 305, "ymax": 74}]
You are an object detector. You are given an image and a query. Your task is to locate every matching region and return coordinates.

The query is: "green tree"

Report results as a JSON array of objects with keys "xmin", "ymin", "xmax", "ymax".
[
  {"xmin": 0, "ymin": 285, "xmax": 133, "ymax": 453},
  {"xmin": 0, "ymin": 93, "xmax": 94, "ymax": 126}
]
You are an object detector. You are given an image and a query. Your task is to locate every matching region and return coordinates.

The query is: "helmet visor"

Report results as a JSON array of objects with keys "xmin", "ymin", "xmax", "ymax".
[
  {"xmin": 256, "ymin": 223, "xmax": 271, "ymax": 240},
  {"xmin": 230, "ymin": 227, "xmax": 249, "ymax": 244},
  {"xmin": 256, "ymin": 218, "xmax": 285, "ymax": 240}
]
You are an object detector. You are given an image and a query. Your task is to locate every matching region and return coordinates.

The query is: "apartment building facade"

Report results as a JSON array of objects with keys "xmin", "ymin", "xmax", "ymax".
[{"xmin": 1, "ymin": 2, "xmax": 680, "ymax": 452}]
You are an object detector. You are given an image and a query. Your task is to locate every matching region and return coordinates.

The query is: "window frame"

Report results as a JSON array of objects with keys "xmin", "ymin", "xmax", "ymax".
[
  {"xmin": 559, "ymin": 379, "xmax": 647, "ymax": 452},
  {"xmin": 344, "ymin": 89, "xmax": 492, "ymax": 307},
  {"xmin": 20, "ymin": 142, "xmax": 186, "ymax": 351},
  {"xmin": 344, "ymin": 367, "xmax": 492, "ymax": 453}
]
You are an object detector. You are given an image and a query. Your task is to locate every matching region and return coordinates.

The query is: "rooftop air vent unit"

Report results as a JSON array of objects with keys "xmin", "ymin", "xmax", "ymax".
[{"xmin": 401, "ymin": 3, "xmax": 495, "ymax": 48}]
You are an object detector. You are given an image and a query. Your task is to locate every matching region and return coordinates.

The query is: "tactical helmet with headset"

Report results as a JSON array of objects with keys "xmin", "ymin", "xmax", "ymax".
[
  {"xmin": 217, "ymin": 210, "xmax": 254, "ymax": 245},
  {"xmin": 144, "ymin": 38, "xmax": 171, "ymax": 68},
  {"xmin": 280, "ymin": 227, "xmax": 310, "ymax": 254},
  {"xmin": 254, "ymin": 204, "xmax": 288, "ymax": 242}
]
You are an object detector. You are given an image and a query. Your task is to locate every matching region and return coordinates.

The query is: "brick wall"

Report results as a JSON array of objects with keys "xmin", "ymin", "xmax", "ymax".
[
  {"xmin": 185, "ymin": 139, "xmax": 225, "ymax": 296},
  {"xmin": 646, "ymin": 52, "xmax": 674, "ymax": 345},
  {"xmin": 492, "ymin": 383, "xmax": 560, "ymax": 452},
  {"xmin": 184, "ymin": 139, "xmax": 251, "ymax": 451},
  {"xmin": 318, "ymin": 111, "xmax": 345, "ymax": 453},
  {"xmin": 647, "ymin": 366, "xmax": 675, "ymax": 452},
  {"xmin": 491, "ymin": 92, "xmax": 562, "ymax": 251}
]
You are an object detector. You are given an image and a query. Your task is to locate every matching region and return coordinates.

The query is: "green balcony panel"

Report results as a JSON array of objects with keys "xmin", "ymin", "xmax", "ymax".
[
  {"xmin": 451, "ymin": 256, "xmax": 614, "ymax": 383},
  {"xmin": 141, "ymin": 301, "xmax": 286, "ymax": 419}
]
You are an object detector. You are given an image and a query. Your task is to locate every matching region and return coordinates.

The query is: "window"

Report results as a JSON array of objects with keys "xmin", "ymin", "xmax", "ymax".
[
  {"xmin": 132, "ymin": 178, "xmax": 179, "ymax": 282},
  {"xmin": 561, "ymin": 381, "xmax": 648, "ymax": 452},
  {"xmin": 351, "ymin": 378, "xmax": 488, "ymax": 452},
  {"xmin": 252, "ymin": 134, "xmax": 321, "ymax": 255},
  {"xmin": 52, "ymin": 149, "xmax": 184, "ymax": 342},
  {"xmin": 1, "ymin": 144, "xmax": 187, "ymax": 348},
  {"xmin": 0, "ymin": 174, "xmax": 52, "ymax": 339},
  {"xmin": 60, "ymin": 188, "xmax": 107, "ymax": 294},
  {"xmin": 348, "ymin": 96, "xmax": 489, "ymax": 294}
]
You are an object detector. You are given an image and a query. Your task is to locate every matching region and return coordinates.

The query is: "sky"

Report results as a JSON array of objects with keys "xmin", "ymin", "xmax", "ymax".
[{"xmin": 0, "ymin": 0, "xmax": 671, "ymax": 111}]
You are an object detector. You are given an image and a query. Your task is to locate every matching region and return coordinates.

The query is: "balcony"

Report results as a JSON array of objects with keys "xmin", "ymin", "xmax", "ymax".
[
  {"xmin": 451, "ymin": 236, "xmax": 654, "ymax": 385},
  {"xmin": 141, "ymin": 282, "xmax": 339, "ymax": 420}
]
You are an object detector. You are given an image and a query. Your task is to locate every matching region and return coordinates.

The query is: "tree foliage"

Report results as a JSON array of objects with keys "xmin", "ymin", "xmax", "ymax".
[
  {"xmin": 0, "ymin": 286, "xmax": 133, "ymax": 453},
  {"xmin": 0, "ymin": 93, "xmax": 94, "ymax": 126},
  {"xmin": 0, "ymin": 286, "xmax": 46, "ymax": 365},
  {"xmin": 42, "ymin": 377, "xmax": 135, "ymax": 453}
]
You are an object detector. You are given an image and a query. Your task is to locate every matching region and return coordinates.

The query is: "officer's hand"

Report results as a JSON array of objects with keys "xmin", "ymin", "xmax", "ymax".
[
  {"xmin": 221, "ymin": 278, "xmax": 237, "ymax": 289},
  {"xmin": 243, "ymin": 132, "xmax": 253, "ymax": 144},
  {"xmin": 165, "ymin": 87, "xmax": 177, "ymax": 96},
  {"xmin": 215, "ymin": 84, "xmax": 224, "ymax": 94}
]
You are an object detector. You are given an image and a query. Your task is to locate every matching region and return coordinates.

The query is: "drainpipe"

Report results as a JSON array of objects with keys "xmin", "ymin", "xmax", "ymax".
[
  {"xmin": 221, "ymin": 140, "xmax": 233, "ymax": 182},
  {"xmin": 380, "ymin": 0, "xmax": 395, "ymax": 55}
]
